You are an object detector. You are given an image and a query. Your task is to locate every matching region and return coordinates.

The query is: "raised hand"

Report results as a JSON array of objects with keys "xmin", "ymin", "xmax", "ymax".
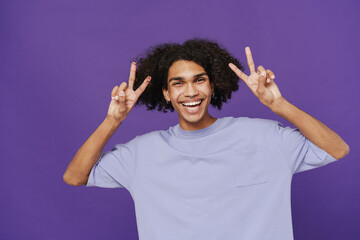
[
  {"xmin": 107, "ymin": 62, "xmax": 151, "ymax": 123},
  {"xmin": 228, "ymin": 47, "xmax": 283, "ymax": 108}
]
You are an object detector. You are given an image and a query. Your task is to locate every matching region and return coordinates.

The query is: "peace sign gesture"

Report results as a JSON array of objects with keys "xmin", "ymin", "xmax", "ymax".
[
  {"xmin": 107, "ymin": 62, "xmax": 151, "ymax": 123},
  {"xmin": 228, "ymin": 47, "xmax": 283, "ymax": 109}
]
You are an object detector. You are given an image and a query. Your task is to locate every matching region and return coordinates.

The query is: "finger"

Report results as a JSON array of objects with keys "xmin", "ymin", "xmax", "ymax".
[
  {"xmin": 228, "ymin": 63, "xmax": 248, "ymax": 82},
  {"xmin": 135, "ymin": 76, "xmax": 152, "ymax": 97},
  {"xmin": 116, "ymin": 82, "xmax": 127, "ymax": 99},
  {"xmin": 265, "ymin": 69, "xmax": 275, "ymax": 84},
  {"xmin": 257, "ymin": 66, "xmax": 267, "ymax": 94},
  {"xmin": 257, "ymin": 66, "xmax": 262, "ymax": 74},
  {"xmin": 245, "ymin": 47, "xmax": 256, "ymax": 74},
  {"xmin": 111, "ymin": 86, "xmax": 119, "ymax": 101},
  {"xmin": 128, "ymin": 62, "xmax": 136, "ymax": 90},
  {"xmin": 257, "ymin": 65, "xmax": 266, "ymax": 76},
  {"xmin": 265, "ymin": 70, "xmax": 272, "ymax": 83},
  {"xmin": 111, "ymin": 86, "xmax": 118, "ymax": 97},
  {"xmin": 117, "ymin": 82, "xmax": 127, "ymax": 93},
  {"xmin": 258, "ymin": 67, "xmax": 274, "ymax": 84},
  {"xmin": 266, "ymin": 69, "xmax": 275, "ymax": 80},
  {"xmin": 118, "ymin": 90, "xmax": 126, "ymax": 107},
  {"xmin": 123, "ymin": 84, "xmax": 128, "ymax": 92}
]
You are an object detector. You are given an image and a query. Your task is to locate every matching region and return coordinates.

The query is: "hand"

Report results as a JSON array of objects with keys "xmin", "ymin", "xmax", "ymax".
[
  {"xmin": 228, "ymin": 47, "xmax": 283, "ymax": 109},
  {"xmin": 107, "ymin": 62, "xmax": 151, "ymax": 123}
]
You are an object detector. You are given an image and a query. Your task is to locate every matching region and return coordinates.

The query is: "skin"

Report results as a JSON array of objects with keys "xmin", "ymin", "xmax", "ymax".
[
  {"xmin": 64, "ymin": 47, "xmax": 348, "ymax": 187},
  {"xmin": 228, "ymin": 46, "xmax": 349, "ymax": 159},
  {"xmin": 63, "ymin": 62, "xmax": 152, "ymax": 186},
  {"xmin": 107, "ymin": 62, "xmax": 151, "ymax": 123},
  {"xmin": 108, "ymin": 48, "xmax": 348, "ymax": 159},
  {"xmin": 228, "ymin": 46, "xmax": 281, "ymax": 108},
  {"xmin": 162, "ymin": 60, "xmax": 217, "ymax": 131}
]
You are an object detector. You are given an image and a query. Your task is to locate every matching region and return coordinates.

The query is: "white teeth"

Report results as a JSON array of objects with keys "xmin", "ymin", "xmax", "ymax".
[{"xmin": 182, "ymin": 100, "xmax": 201, "ymax": 106}]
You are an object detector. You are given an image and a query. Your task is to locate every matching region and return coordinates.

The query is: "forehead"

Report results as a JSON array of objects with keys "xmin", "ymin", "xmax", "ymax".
[{"xmin": 168, "ymin": 60, "xmax": 206, "ymax": 79}]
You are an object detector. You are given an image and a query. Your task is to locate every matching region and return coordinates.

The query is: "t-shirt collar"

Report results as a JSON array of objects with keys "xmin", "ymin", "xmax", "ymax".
[{"xmin": 174, "ymin": 118, "xmax": 222, "ymax": 138}]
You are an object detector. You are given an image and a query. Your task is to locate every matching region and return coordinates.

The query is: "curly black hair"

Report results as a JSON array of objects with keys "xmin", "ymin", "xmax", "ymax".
[{"xmin": 132, "ymin": 38, "xmax": 244, "ymax": 113}]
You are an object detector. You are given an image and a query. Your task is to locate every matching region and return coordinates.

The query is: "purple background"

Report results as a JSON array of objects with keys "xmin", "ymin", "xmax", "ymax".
[{"xmin": 1, "ymin": 0, "xmax": 359, "ymax": 239}]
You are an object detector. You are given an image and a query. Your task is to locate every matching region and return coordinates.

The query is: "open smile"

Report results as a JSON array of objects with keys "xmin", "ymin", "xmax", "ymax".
[{"xmin": 180, "ymin": 99, "xmax": 203, "ymax": 113}]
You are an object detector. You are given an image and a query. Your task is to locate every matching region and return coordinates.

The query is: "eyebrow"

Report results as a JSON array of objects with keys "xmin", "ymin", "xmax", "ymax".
[{"xmin": 168, "ymin": 72, "xmax": 208, "ymax": 83}]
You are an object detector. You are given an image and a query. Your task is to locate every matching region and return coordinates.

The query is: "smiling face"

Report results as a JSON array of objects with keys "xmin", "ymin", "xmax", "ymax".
[{"xmin": 162, "ymin": 60, "xmax": 217, "ymax": 131}]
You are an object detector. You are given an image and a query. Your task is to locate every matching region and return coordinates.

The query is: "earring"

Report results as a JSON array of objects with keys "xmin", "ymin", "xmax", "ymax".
[
  {"xmin": 211, "ymin": 92, "xmax": 215, "ymax": 98},
  {"xmin": 166, "ymin": 100, "xmax": 170, "ymax": 104}
]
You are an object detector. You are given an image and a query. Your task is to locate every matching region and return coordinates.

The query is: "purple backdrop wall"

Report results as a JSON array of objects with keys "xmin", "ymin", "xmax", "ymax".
[{"xmin": 1, "ymin": 0, "xmax": 359, "ymax": 239}]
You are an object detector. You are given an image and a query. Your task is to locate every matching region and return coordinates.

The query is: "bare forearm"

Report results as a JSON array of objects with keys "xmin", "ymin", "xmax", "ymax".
[
  {"xmin": 63, "ymin": 116, "xmax": 122, "ymax": 186},
  {"xmin": 270, "ymin": 97, "xmax": 350, "ymax": 160}
]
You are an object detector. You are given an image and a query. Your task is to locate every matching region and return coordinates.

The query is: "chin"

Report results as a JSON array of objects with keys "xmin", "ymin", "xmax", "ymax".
[{"xmin": 183, "ymin": 114, "xmax": 205, "ymax": 124}]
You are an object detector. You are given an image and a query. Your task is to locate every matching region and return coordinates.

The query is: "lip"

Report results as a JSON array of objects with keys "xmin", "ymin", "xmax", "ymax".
[{"xmin": 180, "ymin": 99, "xmax": 203, "ymax": 114}]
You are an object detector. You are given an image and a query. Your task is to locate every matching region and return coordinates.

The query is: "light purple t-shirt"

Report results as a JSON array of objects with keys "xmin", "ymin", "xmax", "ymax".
[{"xmin": 85, "ymin": 116, "xmax": 337, "ymax": 240}]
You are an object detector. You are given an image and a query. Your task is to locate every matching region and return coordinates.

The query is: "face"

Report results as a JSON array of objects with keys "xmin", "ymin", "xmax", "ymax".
[{"xmin": 162, "ymin": 60, "xmax": 216, "ymax": 131}]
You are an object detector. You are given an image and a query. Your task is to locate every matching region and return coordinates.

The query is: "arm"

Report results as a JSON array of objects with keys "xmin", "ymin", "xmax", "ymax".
[
  {"xmin": 228, "ymin": 47, "xmax": 350, "ymax": 160},
  {"xmin": 63, "ymin": 116, "xmax": 121, "ymax": 186},
  {"xmin": 269, "ymin": 97, "xmax": 350, "ymax": 160},
  {"xmin": 63, "ymin": 62, "xmax": 151, "ymax": 186}
]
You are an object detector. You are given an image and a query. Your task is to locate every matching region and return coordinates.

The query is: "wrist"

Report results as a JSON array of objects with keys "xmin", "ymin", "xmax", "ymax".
[
  {"xmin": 105, "ymin": 115, "xmax": 122, "ymax": 129},
  {"xmin": 269, "ymin": 96, "xmax": 289, "ymax": 114}
]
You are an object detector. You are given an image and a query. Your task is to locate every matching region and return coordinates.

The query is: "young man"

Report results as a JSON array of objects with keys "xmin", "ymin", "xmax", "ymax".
[{"xmin": 63, "ymin": 39, "xmax": 349, "ymax": 240}]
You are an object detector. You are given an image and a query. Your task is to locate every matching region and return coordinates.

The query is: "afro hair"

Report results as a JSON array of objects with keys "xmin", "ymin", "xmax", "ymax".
[{"xmin": 132, "ymin": 38, "xmax": 244, "ymax": 113}]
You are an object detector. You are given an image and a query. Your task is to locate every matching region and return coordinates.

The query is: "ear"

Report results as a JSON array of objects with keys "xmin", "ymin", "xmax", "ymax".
[
  {"xmin": 162, "ymin": 88, "xmax": 170, "ymax": 102},
  {"xmin": 210, "ymin": 82, "xmax": 214, "ymax": 92}
]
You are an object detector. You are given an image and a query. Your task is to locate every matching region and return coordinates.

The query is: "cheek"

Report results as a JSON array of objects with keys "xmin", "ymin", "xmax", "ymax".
[
  {"xmin": 200, "ymin": 85, "xmax": 212, "ymax": 95},
  {"xmin": 169, "ymin": 89, "xmax": 182, "ymax": 98}
]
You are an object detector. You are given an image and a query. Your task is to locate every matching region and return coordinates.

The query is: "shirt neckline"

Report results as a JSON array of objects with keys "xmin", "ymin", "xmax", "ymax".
[{"xmin": 174, "ymin": 117, "xmax": 223, "ymax": 138}]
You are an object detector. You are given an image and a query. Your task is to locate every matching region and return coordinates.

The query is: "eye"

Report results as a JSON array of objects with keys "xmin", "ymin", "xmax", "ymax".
[
  {"xmin": 173, "ymin": 81, "xmax": 182, "ymax": 86},
  {"xmin": 196, "ymin": 78, "xmax": 205, "ymax": 83}
]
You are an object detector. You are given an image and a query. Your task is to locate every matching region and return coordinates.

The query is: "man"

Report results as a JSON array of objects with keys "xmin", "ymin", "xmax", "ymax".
[{"xmin": 63, "ymin": 38, "xmax": 349, "ymax": 240}]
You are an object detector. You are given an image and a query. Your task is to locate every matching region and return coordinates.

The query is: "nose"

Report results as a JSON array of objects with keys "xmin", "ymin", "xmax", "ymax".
[{"xmin": 184, "ymin": 83, "xmax": 199, "ymax": 98}]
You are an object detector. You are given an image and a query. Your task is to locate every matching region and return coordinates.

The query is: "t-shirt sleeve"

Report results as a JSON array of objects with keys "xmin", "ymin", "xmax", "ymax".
[
  {"xmin": 84, "ymin": 137, "xmax": 138, "ymax": 189},
  {"xmin": 272, "ymin": 120, "xmax": 337, "ymax": 174}
]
